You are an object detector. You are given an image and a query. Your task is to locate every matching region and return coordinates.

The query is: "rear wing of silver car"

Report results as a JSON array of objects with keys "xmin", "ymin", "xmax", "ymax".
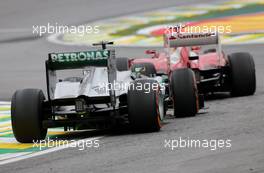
[
  {"xmin": 47, "ymin": 50, "xmax": 109, "ymax": 70},
  {"xmin": 45, "ymin": 47, "xmax": 117, "ymax": 107}
]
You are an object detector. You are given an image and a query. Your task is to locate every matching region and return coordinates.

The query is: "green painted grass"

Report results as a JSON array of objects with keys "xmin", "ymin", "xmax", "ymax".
[
  {"xmin": 111, "ymin": 4, "xmax": 264, "ymax": 37},
  {"xmin": 0, "ymin": 147, "xmax": 48, "ymax": 154}
]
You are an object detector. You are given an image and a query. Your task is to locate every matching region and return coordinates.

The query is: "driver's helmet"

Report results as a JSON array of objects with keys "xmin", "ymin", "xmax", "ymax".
[
  {"xmin": 169, "ymin": 47, "xmax": 199, "ymax": 64},
  {"xmin": 169, "ymin": 47, "xmax": 182, "ymax": 64}
]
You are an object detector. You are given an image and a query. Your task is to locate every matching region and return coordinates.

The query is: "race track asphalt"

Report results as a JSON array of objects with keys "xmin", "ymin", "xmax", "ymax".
[{"xmin": 1, "ymin": 0, "xmax": 264, "ymax": 172}]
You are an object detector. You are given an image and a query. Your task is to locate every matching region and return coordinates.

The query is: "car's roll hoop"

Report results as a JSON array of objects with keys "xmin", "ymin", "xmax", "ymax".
[{"xmin": 92, "ymin": 41, "xmax": 114, "ymax": 50}]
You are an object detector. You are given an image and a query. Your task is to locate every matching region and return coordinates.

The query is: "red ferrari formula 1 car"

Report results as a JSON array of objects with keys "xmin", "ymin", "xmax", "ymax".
[{"xmin": 117, "ymin": 32, "xmax": 256, "ymax": 117}]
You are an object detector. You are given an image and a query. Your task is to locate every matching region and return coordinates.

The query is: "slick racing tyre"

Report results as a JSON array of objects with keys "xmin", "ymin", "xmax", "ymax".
[
  {"xmin": 171, "ymin": 68, "xmax": 198, "ymax": 117},
  {"xmin": 11, "ymin": 89, "xmax": 47, "ymax": 143},
  {"xmin": 128, "ymin": 79, "xmax": 163, "ymax": 132},
  {"xmin": 228, "ymin": 52, "xmax": 256, "ymax": 96},
  {"xmin": 131, "ymin": 63, "xmax": 157, "ymax": 77},
  {"xmin": 116, "ymin": 57, "xmax": 129, "ymax": 71}
]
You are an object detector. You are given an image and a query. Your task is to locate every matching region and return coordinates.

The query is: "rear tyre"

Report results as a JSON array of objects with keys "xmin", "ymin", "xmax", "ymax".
[
  {"xmin": 11, "ymin": 89, "xmax": 47, "ymax": 143},
  {"xmin": 116, "ymin": 57, "xmax": 129, "ymax": 71},
  {"xmin": 171, "ymin": 68, "xmax": 198, "ymax": 117},
  {"xmin": 228, "ymin": 52, "xmax": 256, "ymax": 96},
  {"xmin": 131, "ymin": 63, "xmax": 156, "ymax": 77},
  {"xmin": 128, "ymin": 79, "xmax": 162, "ymax": 132}
]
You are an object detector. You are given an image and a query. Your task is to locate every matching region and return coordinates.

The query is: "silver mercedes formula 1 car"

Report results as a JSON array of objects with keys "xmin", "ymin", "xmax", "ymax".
[{"xmin": 11, "ymin": 41, "xmax": 165, "ymax": 143}]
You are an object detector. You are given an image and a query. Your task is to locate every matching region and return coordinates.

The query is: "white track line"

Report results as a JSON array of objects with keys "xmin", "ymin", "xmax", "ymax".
[
  {"xmin": 0, "ymin": 152, "xmax": 32, "ymax": 161},
  {"xmin": 0, "ymin": 136, "xmax": 103, "ymax": 165},
  {"xmin": 0, "ymin": 102, "xmax": 11, "ymax": 105},
  {"xmin": 0, "ymin": 137, "xmax": 17, "ymax": 143}
]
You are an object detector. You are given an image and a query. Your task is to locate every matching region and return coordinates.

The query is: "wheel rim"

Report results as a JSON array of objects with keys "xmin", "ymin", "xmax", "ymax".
[{"xmin": 157, "ymin": 92, "xmax": 165, "ymax": 121}]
